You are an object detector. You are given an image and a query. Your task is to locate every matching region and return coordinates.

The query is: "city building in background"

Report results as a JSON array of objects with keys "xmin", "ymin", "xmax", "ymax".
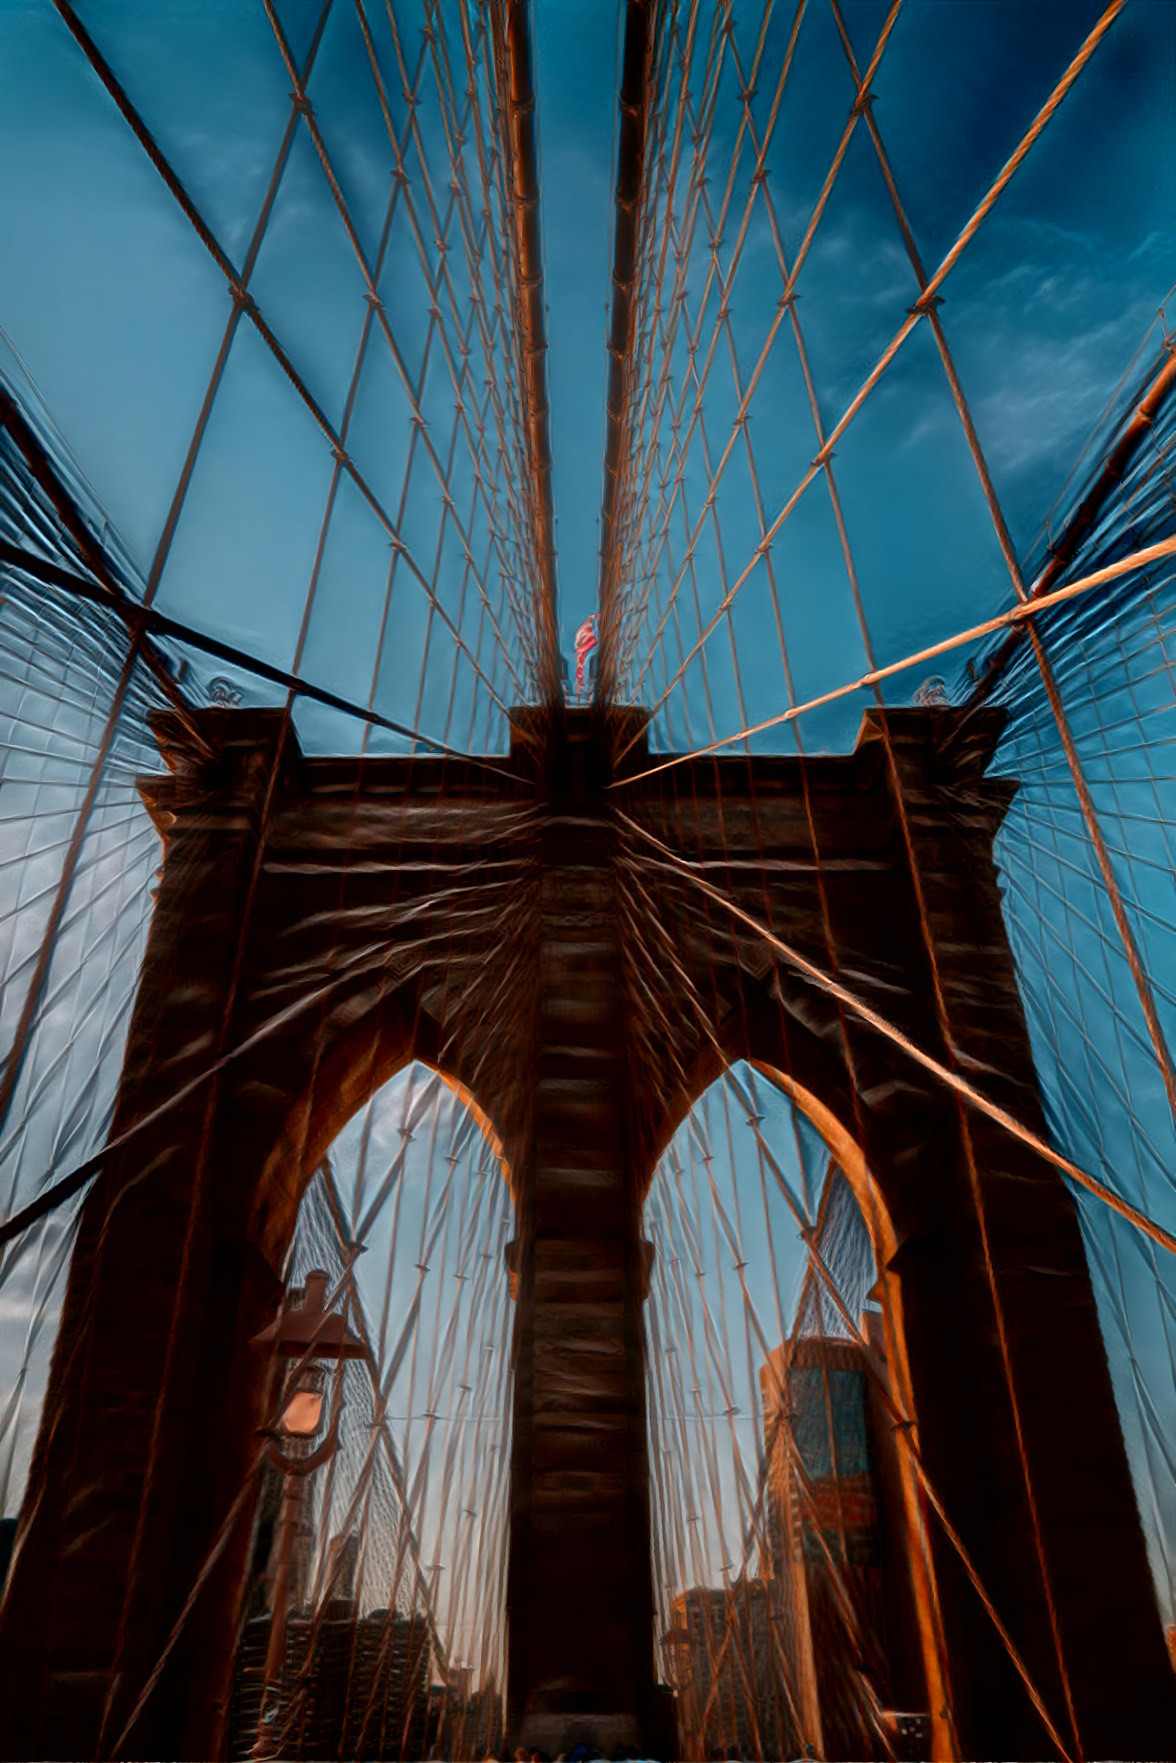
[
  {"xmin": 758, "ymin": 1330, "xmax": 931, "ymax": 1761},
  {"xmin": 663, "ymin": 1579, "xmax": 794, "ymax": 1762}
]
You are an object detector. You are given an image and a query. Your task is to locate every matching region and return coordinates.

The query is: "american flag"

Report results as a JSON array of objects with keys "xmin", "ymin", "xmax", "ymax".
[{"xmin": 574, "ymin": 614, "xmax": 599, "ymax": 696}]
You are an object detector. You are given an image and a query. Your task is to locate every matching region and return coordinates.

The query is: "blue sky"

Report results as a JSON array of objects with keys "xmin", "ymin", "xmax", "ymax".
[{"xmin": 0, "ymin": 1, "xmax": 1169, "ymax": 753}]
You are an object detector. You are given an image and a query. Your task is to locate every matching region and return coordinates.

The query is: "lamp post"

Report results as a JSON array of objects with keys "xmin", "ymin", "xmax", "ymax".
[{"xmin": 251, "ymin": 1271, "xmax": 365, "ymax": 1760}]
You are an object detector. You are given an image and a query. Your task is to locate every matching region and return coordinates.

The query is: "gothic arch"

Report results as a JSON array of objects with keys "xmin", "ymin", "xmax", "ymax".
[
  {"xmin": 644, "ymin": 1034, "xmax": 952, "ymax": 1747},
  {"xmin": 242, "ymin": 982, "xmax": 514, "ymax": 1275}
]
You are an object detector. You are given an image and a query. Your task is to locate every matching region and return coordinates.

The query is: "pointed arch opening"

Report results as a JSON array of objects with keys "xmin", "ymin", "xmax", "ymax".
[
  {"xmin": 228, "ymin": 1060, "xmax": 513, "ymax": 1762},
  {"xmin": 645, "ymin": 1059, "xmax": 944, "ymax": 1762}
]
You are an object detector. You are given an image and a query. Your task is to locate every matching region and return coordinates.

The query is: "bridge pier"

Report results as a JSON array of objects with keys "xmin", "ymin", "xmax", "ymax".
[{"xmin": 504, "ymin": 723, "xmax": 664, "ymax": 1757}]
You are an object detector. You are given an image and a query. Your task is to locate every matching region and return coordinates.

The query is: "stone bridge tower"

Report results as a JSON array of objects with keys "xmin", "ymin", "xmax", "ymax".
[{"xmin": 0, "ymin": 704, "xmax": 1172, "ymax": 1760}]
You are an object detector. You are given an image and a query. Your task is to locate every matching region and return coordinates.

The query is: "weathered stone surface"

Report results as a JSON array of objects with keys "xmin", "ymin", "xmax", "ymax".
[{"xmin": 0, "ymin": 706, "xmax": 1171, "ymax": 1760}]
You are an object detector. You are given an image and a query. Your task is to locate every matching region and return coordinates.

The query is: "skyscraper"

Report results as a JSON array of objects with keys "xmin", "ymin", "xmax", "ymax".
[
  {"xmin": 760, "ymin": 1329, "xmax": 930, "ymax": 1760},
  {"xmin": 663, "ymin": 1579, "xmax": 795, "ymax": 1760}
]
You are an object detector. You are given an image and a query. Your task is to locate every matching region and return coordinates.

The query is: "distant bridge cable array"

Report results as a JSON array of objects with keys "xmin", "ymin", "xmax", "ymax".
[{"xmin": 599, "ymin": 0, "xmax": 1130, "ymax": 731}]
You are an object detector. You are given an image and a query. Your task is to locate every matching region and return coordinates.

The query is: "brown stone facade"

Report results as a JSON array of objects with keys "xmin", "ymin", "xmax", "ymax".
[{"xmin": 0, "ymin": 705, "xmax": 1171, "ymax": 1758}]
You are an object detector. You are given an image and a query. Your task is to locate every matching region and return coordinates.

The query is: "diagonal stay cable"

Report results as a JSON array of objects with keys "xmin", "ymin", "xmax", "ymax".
[
  {"xmin": 822, "ymin": 0, "xmax": 1176, "ymax": 1133},
  {"xmin": 0, "ymin": 394, "xmax": 200, "ymax": 734},
  {"xmin": 599, "ymin": 0, "xmax": 717, "ymax": 693},
  {"xmin": 262, "ymin": 0, "xmax": 535, "ymax": 698},
  {"xmin": 614, "ymin": 0, "xmax": 851, "ymax": 686},
  {"xmin": 622, "ymin": 0, "xmax": 907, "ymax": 696},
  {"xmin": 617, "ymin": 810, "xmax": 1176, "ymax": 1258},
  {"xmin": 611, "ymin": 534, "xmax": 1176, "ymax": 782},
  {"xmin": 723, "ymin": 1082, "xmax": 1074, "ymax": 1759},
  {"xmin": 0, "ymin": 542, "xmax": 527, "ymax": 773},
  {"xmin": 0, "ymin": 894, "xmax": 530, "ymax": 1251},
  {"xmin": 423, "ymin": 0, "xmax": 556, "ymax": 686},
  {"xmin": 2, "ymin": 6, "xmax": 339, "ymax": 1172},
  {"xmin": 609, "ymin": 0, "xmax": 808, "ymax": 697},
  {"xmin": 353, "ymin": 0, "xmax": 538, "ymax": 674},
  {"xmin": 136, "ymin": 0, "xmax": 336, "ymax": 618},
  {"xmin": 623, "ymin": 0, "xmax": 1130, "ymax": 745},
  {"xmin": 51, "ymin": 0, "xmax": 515, "ymax": 716}
]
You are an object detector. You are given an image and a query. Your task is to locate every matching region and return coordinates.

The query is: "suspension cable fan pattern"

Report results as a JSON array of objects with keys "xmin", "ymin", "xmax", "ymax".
[{"xmin": 0, "ymin": 3, "xmax": 1173, "ymax": 1759}]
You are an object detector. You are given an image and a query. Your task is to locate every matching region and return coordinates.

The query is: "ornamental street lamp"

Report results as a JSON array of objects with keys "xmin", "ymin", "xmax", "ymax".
[{"xmin": 250, "ymin": 1271, "xmax": 365, "ymax": 1760}]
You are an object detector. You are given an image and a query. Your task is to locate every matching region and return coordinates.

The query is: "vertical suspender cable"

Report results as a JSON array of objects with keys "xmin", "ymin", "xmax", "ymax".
[{"xmin": 492, "ymin": 0, "xmax": 563, "ymax": 705}]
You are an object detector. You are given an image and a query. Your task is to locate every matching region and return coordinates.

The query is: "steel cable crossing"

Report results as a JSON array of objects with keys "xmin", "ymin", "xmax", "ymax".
[
  {"xmin": 596, "ymin": 2, "xmax": 1176, "ymax": 1755},
  {"xmin": 0, "ymin": 4, "xmax": 1174, "ymax": 1759}
]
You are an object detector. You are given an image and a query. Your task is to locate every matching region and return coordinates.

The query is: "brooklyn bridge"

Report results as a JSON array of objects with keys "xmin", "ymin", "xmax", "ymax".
[{"xmin": 0, "ymin": 2, "xmax": 1174, "ymax": 1759}]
